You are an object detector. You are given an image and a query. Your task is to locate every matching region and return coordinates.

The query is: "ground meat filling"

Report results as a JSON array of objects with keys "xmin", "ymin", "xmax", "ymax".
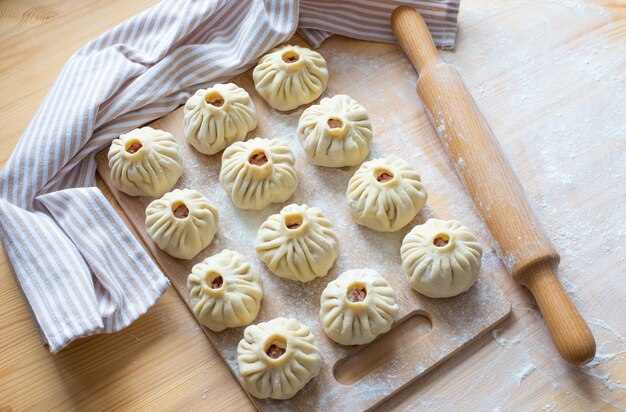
[
  {"xmin": 126, "ymin": 142, "xmax": 142, "ymax": 154},
  {"xmin": 208, "ymin": 98, "xmax": 224, "ymax": 107},
  {"xmin": 286, "ymin": 215, "xmax": 303, "ymax": 230},
  {"xmin": 173, "ymin": 204, "xmax": 189, "ymax": 219},
  {"xmin": 347, "ymin": 286, "xmax": 367, "ymax": 303},
  {"xmin": 249, "ymin": 152, "xmax": 268, "ymax": 166},
  {"xmin": 433, "ymin": 236, "xmax": 449, "ymax": 247},
  {"xmin": 266, "ymin": 344, "xmax": 286, "ymax": 359},
  {"xmin": 327, "ymin": 118, "xmax": 343, "ymax": 129},
  {"xmin": 211, "ymin": 276, "xmax": 223, "ymax": 289},
  {"xmin": 282, "ymin": 52, "xmax": 299, "ymax": 63},
  {"xmin": 205, "ymin": 91, "xmax": 225, "ymax": 107},
  {"xmin": 376, "ymin": 172, "xmax": 394, "ymax": 183}
]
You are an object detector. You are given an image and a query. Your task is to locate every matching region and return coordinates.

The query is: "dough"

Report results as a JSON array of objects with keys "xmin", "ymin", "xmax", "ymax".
[
  {"xmin": 256, "ymin": 203, "xmax": 339, "ymax": 282},
  {"xmin": 184, "ymin": 83, "xmax": 257, "ymax": 155},
  {"xmin": 220, "ymin": 137, "xmax": 297, "ymax": 210},
  {"xmin": 237, "ymin": 317, "xmax": 321, "ymax": 399},
  {"xmin": 108, "ymin": 127, "xmax": 183, "ymax": 197},
  {"xmin": 297, "ymin": 95, "xmax": 372, "ymax": 167},
  {"xmin": 145, "ymin": 188, "xmax": 218, "ymax": 260},
  {"xmin": 253, "ymin": 44, "xmax": 328, "ymax": 111},
  {"xmin": 346, "ymin": 155, "xmax": 428, "ymax": 232},
  {"xmin": 401, "ymin": 218, "xmax": 482, "ymax": 298},
  {"xmin": 319, "ymin": 269, "xmax": 398, "ymax": 345},
  {"xmin": 187, "ymin": 250, "xmax": 262, "ymax": 331}
]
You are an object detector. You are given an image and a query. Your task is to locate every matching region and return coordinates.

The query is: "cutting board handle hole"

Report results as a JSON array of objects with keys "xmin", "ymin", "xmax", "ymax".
[{"xmin": 332, "ymin": 311, "xmax": 433, "ymax": 386}]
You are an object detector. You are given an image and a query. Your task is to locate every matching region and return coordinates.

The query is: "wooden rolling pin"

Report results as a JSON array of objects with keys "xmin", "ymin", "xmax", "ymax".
[{"xmin": 391, "ymin": 6, "xmax": 596, "ymax": 365}]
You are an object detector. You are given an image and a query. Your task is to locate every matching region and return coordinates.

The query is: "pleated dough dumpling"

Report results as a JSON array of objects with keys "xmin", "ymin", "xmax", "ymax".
[
  {"xmin": 319, "ymin": 269, "xmax": 399, "ymax": 345},
  {"xmin": 346, "ymin": 155, "xmax": 428, "ymax": 232},
  {"xmin": 297, "ymin": 95, "xmax": 372, "ymax": 167},
  {"xmin": 237, "ymin": 317, "xmax": 321, "ymax": 399},
  {"xmin": 401, "ymin": 219, "xmax": 482, "ymax": 298},
  {"xmin": 184, "ymin": 83, "xmax": 257, "ymax": 155},
  {"xmin": 145, "ymin": 189, "xmax": 218, "ymax": 260},
  {"xmin": 220, "ymin": 137, "xmax": 298, "ymax": 210},
  {"xmin": 187, "ymin": 250, "xmax": 263, "ymax": 331},
  {"xmin": 108, "ymin": 127, "xmax": 183, "ymax": 197},
  {"xmin": 253, "ymin": 44, "xmax": 328, "ymax": 111},
  {"xmin": 256, "ymin": 204, "xmax": 339, "ymax": 282}
]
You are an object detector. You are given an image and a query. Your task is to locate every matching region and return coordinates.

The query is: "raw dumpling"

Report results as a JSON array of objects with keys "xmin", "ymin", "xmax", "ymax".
[
  {"xmin": 346, "ymin": 156, "xmax": 428, "ymax": 232},
  {"xmin": 220, "ymin": 137, "xmax": 298, "ymax": 210},
  {"xmin": 145, "ymin": 188, "xmax": 218, "ymax": 260},
  {"xmin": 319, "ymin": 269, "xmax": 399, "ymax": 345},
  {"xmin": 401, "ymin": 219, "xmax": 482, "ymax": 298},
  {"xmin": 256, "ymin": 204, "xmax": 339, "ymax": 282},
  {"xmin": 184, "ymin": 83, "xmax": 257, "ymax": 155},
  {"xmin": 237, "ymin": 317, "xmax": 321, "ymax": 399},
  {"xmin": 297, "ymin": 95, "xmax": 372, "ymax": 167},
  {"xmin": 187, "ymin": 250, "xmax": 263, "ymax": 331},
  {"xmin": 108, "ymin": 127, "xmax": 183, "ymax": 197},
  {"xmin": 253, "ymin": 44, "xmax": 328, "ymax": 111}
]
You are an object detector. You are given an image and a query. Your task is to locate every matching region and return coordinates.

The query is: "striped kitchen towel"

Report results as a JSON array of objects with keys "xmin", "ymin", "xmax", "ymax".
[{"xmin": 0, "ymin": 0, "xmax": 459, "ymax": 353}]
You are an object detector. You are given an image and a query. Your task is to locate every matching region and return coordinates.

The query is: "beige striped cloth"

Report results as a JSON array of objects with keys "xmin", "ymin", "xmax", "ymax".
[{"xmin": 0, "ymin": 0, "xmax": 459, "ymax": 353}]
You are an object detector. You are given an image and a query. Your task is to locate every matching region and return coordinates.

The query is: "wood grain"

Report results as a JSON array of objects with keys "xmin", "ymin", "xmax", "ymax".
[
  {"xmin": 1, "ymin": 0, "xmax": 624, "ymax": 411},
  {"xmin": 390, "ymin": 6, "xmax": 595, "ymax": 365}
]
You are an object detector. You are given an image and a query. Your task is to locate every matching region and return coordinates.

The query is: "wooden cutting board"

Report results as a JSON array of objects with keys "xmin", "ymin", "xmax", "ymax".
[{"xmin": 95, "ymin": 35, "xmax": 510, "ymax": 411}]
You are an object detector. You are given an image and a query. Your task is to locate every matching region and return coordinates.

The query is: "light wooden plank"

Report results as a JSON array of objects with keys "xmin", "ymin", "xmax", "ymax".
[{"xmin": 0, "ymin": 0, "xmax": 624, "ymax": 410}]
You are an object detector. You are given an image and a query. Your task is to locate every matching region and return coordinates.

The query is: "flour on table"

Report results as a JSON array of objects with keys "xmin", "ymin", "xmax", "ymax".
[
  {"xmin": 542, "ymin": 401, "xmax": 558, "ymax": 412},
  {"xmin": 515, "ymin": 362, "xmax": 537, "ymax": 384}
]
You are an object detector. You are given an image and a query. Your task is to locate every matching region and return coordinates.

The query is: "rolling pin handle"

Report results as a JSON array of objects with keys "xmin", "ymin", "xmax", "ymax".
[
  {"xmin": 519, "ymin": 261, "xmax": 596, "ymax": 365},
  {"xmin": 391, "ymin": 6, "xmax": 441, "ymax": 74},
  {"xmin": 391, "ymin": 6, "xmax": 597, "ymax": 365}
]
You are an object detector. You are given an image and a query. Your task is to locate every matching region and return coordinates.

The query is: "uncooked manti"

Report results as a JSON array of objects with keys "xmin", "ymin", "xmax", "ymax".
[
  {"xmin": 319, "ymin": 269, "xmax": 399, "ymax": 345},
  {"xmin": 187, "ymin": 249, "xmax": 263, "ymax": 331},
  {"xmin": 253, "ymin": 44, "xmax": 328, "ymax": 111},
  {"xmin": 346, "ymin": 155, "xmax": 428, "ymax": 232},
  {"xmin": 220, "ymin": 137, "xmax": 298, "ymax": 210},
  {"xmin": 237, "ymin": 317, "xmax": 321, "ymax": 399},
  {"xmin": 184, "ymin": 83, "xmax": 257, "ymax": 155},
  {"xmin": 256, "ymin": 203, "xmax": 339, "ymax": 282},
  {"xmin": 297, "ymin": 94, "xmax": 372, "ymax": 167},
  {"xmin": 145, "ymin": 188, "xmax": 218, "ymax": 260},
  {"xmin": 108, "ymin": 127, "xmax": 183, "ymax": 197},
  {"xmin": 401, "ymin": 218, "xmax": 482, "ymax": 298}
]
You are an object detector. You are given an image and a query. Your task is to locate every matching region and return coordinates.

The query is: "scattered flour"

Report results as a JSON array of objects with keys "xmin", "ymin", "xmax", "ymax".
[
  {"xmin": 542, "ymin": 401, "xmax": 558, "ymax": 412},
  {"xmin": 200, "ymin": 387, "xmax": 209, "ymax": 400},
  {"xmin": 515, "ymin": 362, "xmax": 537, "ymax": 384},
  {"xmin": 491, "ymin": 328, "xmax": 523, "ymax": 348}
]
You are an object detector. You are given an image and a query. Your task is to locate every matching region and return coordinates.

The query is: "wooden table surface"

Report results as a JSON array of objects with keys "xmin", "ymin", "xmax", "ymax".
[{"xmin": 1, "ymin": 0, "xmax": 624, "ymax": 410}]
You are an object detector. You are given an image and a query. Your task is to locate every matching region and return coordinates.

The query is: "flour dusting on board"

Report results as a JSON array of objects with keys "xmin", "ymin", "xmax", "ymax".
[{"xmin": 98, "ymin": 25, "xmax": 517, "ymax": 412}]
